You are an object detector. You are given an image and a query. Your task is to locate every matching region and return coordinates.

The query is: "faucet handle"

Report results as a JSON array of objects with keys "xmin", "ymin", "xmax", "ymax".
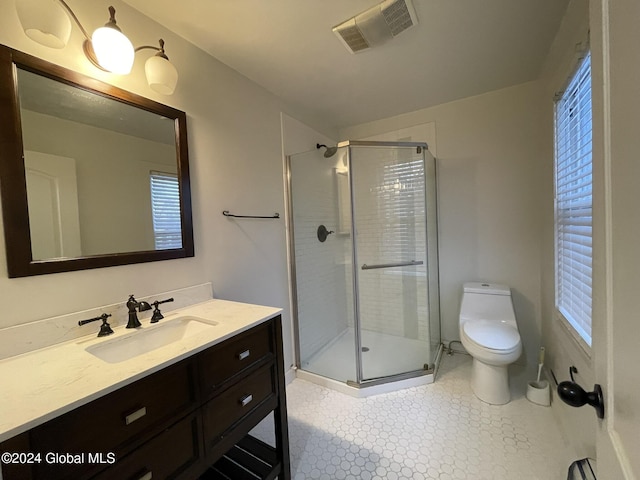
[
  {"xmin": 79, "ymin": 313, "xmax": 113, "ymax": 337},
  {"xmin": 150, "ymin": 297, "xmax": 174, "ymax": 324},
  {"xmin": 97, "ymin": 314, "xmax": 114, "ymax": 337}
]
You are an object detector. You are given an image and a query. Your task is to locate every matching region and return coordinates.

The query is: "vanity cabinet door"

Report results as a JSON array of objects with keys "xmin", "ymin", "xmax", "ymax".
[
  {"xmin": 30, "ymin": 358, "xmax": 197, "ymax": 480},
  {"xmin": 91, "ymin": 413, "xmax": 202, "ymax": 480},
  {"xmin": 198, "ymin": 323, "xmax": 273, "ymax": 399}
]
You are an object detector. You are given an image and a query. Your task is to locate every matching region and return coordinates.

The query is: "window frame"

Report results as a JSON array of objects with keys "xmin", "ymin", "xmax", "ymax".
[{"xmin": 553, "ymin": 50, "xmax": 594, "ymax": 351}]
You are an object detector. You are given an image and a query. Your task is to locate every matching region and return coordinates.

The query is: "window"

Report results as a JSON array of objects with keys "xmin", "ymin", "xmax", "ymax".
[
  {"xmin": 554, "ymin": 52, "xmax": 593, "ymax": 346},
  {"xmin": 150, "ymin": 171, "xmax": 183, "ymax": 250}
]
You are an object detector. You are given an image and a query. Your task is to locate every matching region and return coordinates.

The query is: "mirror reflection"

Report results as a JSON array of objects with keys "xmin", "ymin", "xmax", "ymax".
[{"xmin": 17, "ymin": 68, "xmax": 182, "ymax": 261}]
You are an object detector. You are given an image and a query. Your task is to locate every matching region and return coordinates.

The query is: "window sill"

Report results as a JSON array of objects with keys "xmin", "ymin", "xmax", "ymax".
[{"xmin": 556, "ymin": 311, "xmax": 592, "ymax": 360}]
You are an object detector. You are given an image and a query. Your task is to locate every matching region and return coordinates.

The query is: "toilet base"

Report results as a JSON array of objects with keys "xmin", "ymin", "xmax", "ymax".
[{"xmin": 471, "ymin": 358, "xmax": 511, "ymax": 405}]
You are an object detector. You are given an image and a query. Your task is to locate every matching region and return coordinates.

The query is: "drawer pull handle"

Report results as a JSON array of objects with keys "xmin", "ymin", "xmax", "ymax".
[
  {"xmin": 137, "ymin": 471, "xmax": 153, "ymax": 480},
  {"xmin": 240, "ymin": 394, "xmax": 253, "ymax": 407},
  {"xmin": 125, "ymin": 407, "xmax": 147, "ymax": 425},
  {"xmin": 238, "ymin": 350, "xmax": 251, "ymax": 360}
]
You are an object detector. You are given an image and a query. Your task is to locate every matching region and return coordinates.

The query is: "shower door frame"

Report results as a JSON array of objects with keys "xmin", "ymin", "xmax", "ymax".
[{"xmin": 286, "ymin": 140, "xmax": 441, "ymax": 388}]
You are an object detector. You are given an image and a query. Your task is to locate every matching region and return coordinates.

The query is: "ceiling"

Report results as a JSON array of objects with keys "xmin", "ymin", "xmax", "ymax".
[{"xmin": 123, "ymin": 0, "xmax": 570, "ymax": 129}]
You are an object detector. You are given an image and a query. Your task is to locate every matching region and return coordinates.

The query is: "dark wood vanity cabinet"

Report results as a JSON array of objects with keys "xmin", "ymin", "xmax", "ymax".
[
  {"xmin": 0, "ymin": 315, "xmax": 291, "ymax": 480},
  {"xmin": 30, "ymin": 359, "xmax": 200, "ymax": 480}
]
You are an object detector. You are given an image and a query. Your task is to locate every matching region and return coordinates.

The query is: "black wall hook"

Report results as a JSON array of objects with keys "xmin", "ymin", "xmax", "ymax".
[{"xmin": 557, "ymin": 366, "xmax": 605, "ymax": 419}]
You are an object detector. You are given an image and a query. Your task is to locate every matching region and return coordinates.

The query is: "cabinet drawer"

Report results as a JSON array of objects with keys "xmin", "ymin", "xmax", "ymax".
[
  {"xmin": 198, "ymin": 323, "xmax": 273, "ymax": 397},
  {"xmin": 202, "ymin": 363, "xmax": 275, "ymax": 448},
  {"xmin": 92, "ymin": 414, "xmax": 201, "ymax": 480},
  {"xmin": 31, "ymin": 359, "xmax": 197, "ymax": 479}
]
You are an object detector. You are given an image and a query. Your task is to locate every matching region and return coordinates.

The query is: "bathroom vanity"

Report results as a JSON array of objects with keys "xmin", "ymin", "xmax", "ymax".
[{"xmin": 0, "ymin": 300, "xmax": 290, "ymax": 480}]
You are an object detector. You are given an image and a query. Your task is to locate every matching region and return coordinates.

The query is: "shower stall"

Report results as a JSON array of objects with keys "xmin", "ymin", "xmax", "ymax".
[{"xmin": 286, "ymin": 141, "xmax": 441, "ymax": 395}]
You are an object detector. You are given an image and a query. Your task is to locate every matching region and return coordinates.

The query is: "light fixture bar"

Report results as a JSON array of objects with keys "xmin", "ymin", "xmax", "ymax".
[
  {"xmin": 56, "ymin": 0, "xmax": 91, "ymax": 40},
  {"xmin": 136, "ymin": 39, "xmax": 167, "ymax": 56}
]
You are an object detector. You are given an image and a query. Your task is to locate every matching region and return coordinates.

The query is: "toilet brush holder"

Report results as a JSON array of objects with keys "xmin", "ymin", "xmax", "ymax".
[{"xmin": 526, "ymin": 380, "xmax": 551, "ymax": 406}]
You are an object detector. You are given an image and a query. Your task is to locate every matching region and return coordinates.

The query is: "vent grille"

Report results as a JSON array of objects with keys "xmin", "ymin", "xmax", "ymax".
[
  {"xmin": 381, "ymin": 0, "xmax": 415, "ymax": 36},
  {"xmin": 337, "ymin": 24, "xmax": 370, "ymax": 52},
  {"xmin": 332, "ymin": 0, "xmax": 418, "ymax": 54}
]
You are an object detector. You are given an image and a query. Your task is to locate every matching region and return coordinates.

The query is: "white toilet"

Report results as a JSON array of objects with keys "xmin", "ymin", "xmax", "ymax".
[{"xmin": 459, "ymin": 282, "xmax": 522, "ymax": 405}]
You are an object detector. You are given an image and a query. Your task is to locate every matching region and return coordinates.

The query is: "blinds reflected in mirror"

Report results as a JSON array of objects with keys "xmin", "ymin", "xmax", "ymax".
[{"xmin": 150, "ymin": 171, "xmax": 182, "ymax": 250}]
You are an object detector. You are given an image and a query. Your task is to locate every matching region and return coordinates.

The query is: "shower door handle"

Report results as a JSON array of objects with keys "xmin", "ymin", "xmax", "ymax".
[{"xmin": 361, "ymin": 260, "xmax": 423, "ymax": 270}]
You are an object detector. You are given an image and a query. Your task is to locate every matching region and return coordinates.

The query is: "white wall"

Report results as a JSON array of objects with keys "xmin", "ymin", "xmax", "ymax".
[
  {"xmin": 606, "ymin": 0, "xmax": 640, "ymax": 466},
  {"xmin": 0, "ymin": 0, "xmax": 337, "ymax": 379},
  {"xmin": 538, "ymin": 0, "xmax": 596, "ymax": 460},
  {"xmin": 341, "ymin": 81, "xmax": 547, "ymax": 372},
  {"xmin": 592, "ymin": 0, "xmax": 640, "ymax": 475}
]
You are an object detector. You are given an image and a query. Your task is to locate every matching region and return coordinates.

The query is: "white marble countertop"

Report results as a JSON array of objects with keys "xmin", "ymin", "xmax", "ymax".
[{"xmin": 0, "ymin": 299, "xmax": 281, "ymax": 443}]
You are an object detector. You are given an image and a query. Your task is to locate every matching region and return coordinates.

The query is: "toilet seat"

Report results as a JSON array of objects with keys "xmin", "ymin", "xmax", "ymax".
[{"xmin": 462, "ymin": 320, "xmax": 520, "ymax": 353}]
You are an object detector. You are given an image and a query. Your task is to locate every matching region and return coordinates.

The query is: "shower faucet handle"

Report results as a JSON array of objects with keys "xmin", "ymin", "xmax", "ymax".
[{"xmin": 317, "ymin": 225, "xmax": 334, "ymax": 242}]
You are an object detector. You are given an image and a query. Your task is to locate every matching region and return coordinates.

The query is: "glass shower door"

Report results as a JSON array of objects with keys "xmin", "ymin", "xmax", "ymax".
[
  {"xmin": 288, "ymin": 147, "xmax": 356, "ymax": 383},
  {"xmin": 350, "ymin": 144, "xmax": 433, "ymax": 381}
]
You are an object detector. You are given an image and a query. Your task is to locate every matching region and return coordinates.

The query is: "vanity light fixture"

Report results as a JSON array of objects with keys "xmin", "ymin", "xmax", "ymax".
[{"xmin": 15, "ymin": 0, "xmax": 179, "ymax": 94}]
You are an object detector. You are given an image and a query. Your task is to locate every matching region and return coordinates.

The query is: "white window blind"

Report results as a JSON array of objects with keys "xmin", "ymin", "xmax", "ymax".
[
  {"xmin": 150, "ymin": 171, "xmax": 183, "ymax": 250},
  {"xmin": 554, "ymin": 52, "xmax": 593, "ymax": 346},
  {"xmin": 379, "ymin": 157, "xmax": 426, "ymax": 275}
]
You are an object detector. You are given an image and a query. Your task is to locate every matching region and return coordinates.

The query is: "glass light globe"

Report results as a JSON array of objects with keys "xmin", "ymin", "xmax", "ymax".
[
  {"xmin": 145, "ymin": 55, "xmax": 178, "ymax": 95},
  {"xmin": 91, "ymin": 26, "xmax": 134, "ymax": 74},
  {"xmin": 15, "ymin": 0, "xmax": 72, "ymax": 49}
]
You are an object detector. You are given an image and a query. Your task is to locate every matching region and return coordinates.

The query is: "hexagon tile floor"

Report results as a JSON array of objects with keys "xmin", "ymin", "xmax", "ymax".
[{"xmin": 255, "ymin": 352, "xmax": 574, "ymax": 480}]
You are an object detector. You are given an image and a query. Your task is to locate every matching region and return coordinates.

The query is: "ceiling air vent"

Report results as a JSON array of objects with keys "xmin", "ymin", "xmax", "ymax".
[
  {"xmin": 333, "ymin": 18, "xmax": 370, "ymax": 53},
  {"xmin": 332, "ymin": 0, "xmax": 418, "ymax": 54}
]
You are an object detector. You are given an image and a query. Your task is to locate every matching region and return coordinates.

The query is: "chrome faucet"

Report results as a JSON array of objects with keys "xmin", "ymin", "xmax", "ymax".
[{"xmin": 126, "ymin": 294, "xmax": 152, "ymax": 328}]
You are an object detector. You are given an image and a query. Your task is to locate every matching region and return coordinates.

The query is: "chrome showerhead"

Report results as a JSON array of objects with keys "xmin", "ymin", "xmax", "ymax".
[{"xmin": 317, "ymin": 143, "xmax": 338, "ymax": 158}]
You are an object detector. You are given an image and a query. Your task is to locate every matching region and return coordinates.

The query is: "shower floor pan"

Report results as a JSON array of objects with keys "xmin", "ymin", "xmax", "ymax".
[{"xmin": 298, "ymin": 327, "xmax": 442, "ymax": 397}]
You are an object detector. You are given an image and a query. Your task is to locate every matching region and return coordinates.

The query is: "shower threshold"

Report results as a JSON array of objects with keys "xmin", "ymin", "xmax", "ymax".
[{"xmin": 346, "ymin": 365, "xmax": 434, "ymax": 389}]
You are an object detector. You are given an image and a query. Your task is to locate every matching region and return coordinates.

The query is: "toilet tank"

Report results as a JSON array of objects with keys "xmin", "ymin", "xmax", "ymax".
[
  {"xmin": 459, "ymin": 282, "xmax": 516, "ymax": 326},
  {"xmin": 463, "ymin": 282, "xmax": 510, "ymax": 295}
]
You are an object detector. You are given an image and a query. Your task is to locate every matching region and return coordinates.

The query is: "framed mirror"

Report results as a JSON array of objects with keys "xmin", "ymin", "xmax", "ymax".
[{"xmin": 0, "ymin": 45, "xmax": 194, "ymax": 277}]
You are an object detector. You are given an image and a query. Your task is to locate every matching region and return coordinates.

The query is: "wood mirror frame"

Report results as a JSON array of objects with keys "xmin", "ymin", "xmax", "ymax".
[{"xmin": 0, "ymin": 45, "xmax": 194, "ymax": 277}]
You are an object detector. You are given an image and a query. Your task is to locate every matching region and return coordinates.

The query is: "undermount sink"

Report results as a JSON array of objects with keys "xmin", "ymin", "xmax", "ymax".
[{"xmin": 85, "ymin": 316, "xmax": 218, "ymax": 363}]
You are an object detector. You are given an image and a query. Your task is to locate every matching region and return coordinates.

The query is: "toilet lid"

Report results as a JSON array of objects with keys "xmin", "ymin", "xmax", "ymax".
[{"xmin": 463, "ymin": 321, "xmax": 520, "ymax": 351}]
